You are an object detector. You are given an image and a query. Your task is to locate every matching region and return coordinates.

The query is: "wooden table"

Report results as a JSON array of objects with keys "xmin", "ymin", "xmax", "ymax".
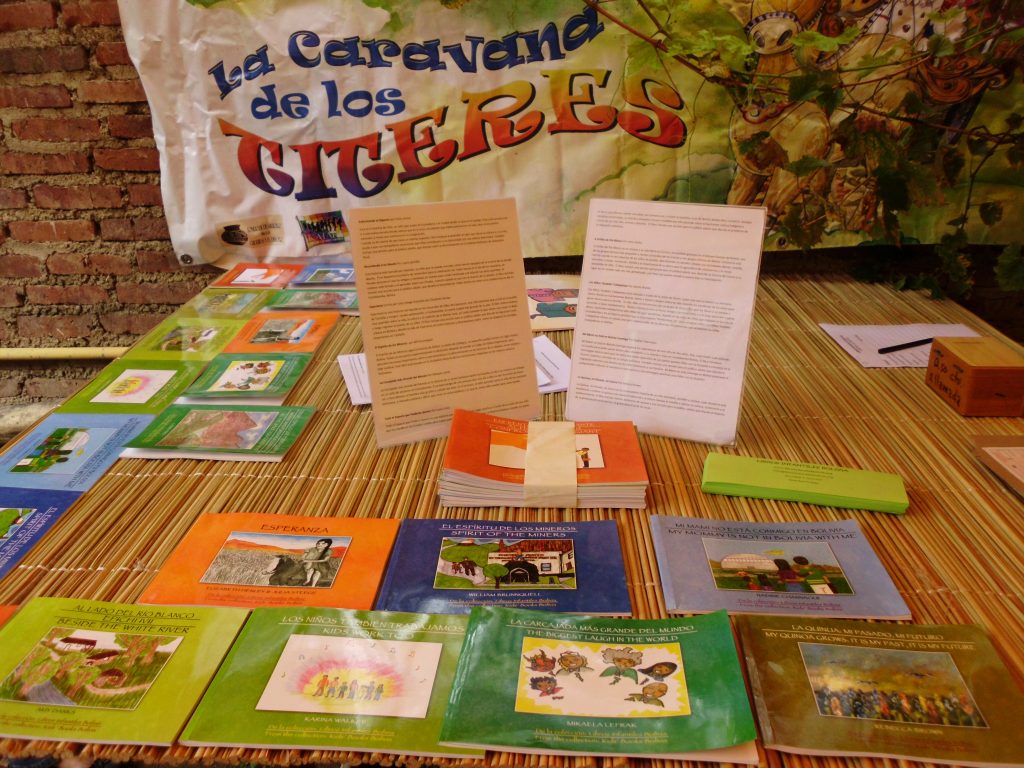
[{"xmin": 1, "ymin": 274, "xmax": 1022, "ymax": 768}]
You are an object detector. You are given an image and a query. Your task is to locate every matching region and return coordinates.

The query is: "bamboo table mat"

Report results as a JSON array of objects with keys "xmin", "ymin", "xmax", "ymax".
[{"xmin": 1, "ymin": 274, "xmax": 1022, "ymax": 768}]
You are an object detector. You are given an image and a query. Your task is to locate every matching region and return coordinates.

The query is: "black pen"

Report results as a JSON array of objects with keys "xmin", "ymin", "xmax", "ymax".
[{"xmin": 878, "ymin": 337, "xmax": 933, "ymax": 354}]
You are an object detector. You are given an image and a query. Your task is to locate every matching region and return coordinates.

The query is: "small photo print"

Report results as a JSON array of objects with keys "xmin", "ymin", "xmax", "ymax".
[
  {"xmin": 192, "ymin": 291, "xmax": 259, "ymax": 315},
  {"xmin": 207, "ymin": 359, "xmax": 284, "ymax": 393},
  {"xmin": 155, "ymin": 409, "xmax": 277, "ymax": 451},
  {"xmin": 257, "ymin": 634, "xmax": 442, "ymax": 718},
  {"xmin": 277, "ymin": 291, "xmax": 357, "ymax": 310},
  {"xmin": 0, "ymin": 507, "xmax": 35, "ymax": 540},
  {"xmin": 434, "ymin": 536, "xmax": 576, "ymax": 590},
  {"xmin": 200, "ymin": 531, "xmax": 350, "ymax": 588},
  {"xmin": 800, "ymin": 642, "xmax": 987, "ymax": 728},
  {"xmin": 10, "ymin": 427, "xmax": 116, "ymax": 476},
  {"xmin": 0, "ymin": 626, "xmax": 181, "ymax": 710},
  {"xmin": 91, "ymin": 369, "xmax": 177, "ymax": 405},
  {"xmin": 249, "ymin": 319, "xmax": 315, "ymax": 345},
  {"xmin": 155, "ymin": 325, "xmax": 221, "ymax": 353},
  {"xmin": 304, "ymin": 267, "xmax": 354, "ymax": 284},
  {"xmin": 488, "ymin": 430, "xmax": 527, "ymax": 469},
  {"xmin": 701, "ymin": 537, "xmax": 853, "ymax": 595},
  {"xmin": 516, "ymin": 637, "xmax": 688, "ymax": 718},
  {"xmin": 574, "ymin": 434, "xmax": 604, "ymax": 469},
  {"xmin": 233, "ymin": 268, "xmax": 282, "ymax": 286}
]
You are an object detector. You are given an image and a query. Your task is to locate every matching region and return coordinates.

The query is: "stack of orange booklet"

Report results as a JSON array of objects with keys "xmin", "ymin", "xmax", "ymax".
[{"xmin": 440, "ymin": 409, "xmax": 649, "ymax": 508}]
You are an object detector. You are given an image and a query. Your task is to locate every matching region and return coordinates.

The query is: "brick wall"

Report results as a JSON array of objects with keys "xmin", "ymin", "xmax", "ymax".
[{"xmin": 0, "ymin": 1, "xmax": 218, "ymax": 403}]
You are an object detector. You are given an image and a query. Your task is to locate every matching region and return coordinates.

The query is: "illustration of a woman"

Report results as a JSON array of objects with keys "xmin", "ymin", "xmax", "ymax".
[
  {"xmin": 638, "ymin": 661, "xmax": 677, "ymax": 682},
  {"xmin": 302, "ymin": 538, "xmax": 333, "ymax": 587},
  {"xmin": 530, "ymin": 675, "xmax": 562, "ymax": 697}
]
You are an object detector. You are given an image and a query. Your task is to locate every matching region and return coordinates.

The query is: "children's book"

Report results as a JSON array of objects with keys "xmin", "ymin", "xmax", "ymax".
[
  {"xmin": 440, "ymin": 409, "xmax": 649, "ymax": 508},
  {"xmin": 0, "ymin": 487, "xmax": 82, "ymax": 581},
  {"xmin": 178, "ymin": 287, "xmax": 272, "ymax": 318},
  {"xmin": 224, "ymin": 311, "xmax": 338, "ymax": 354},
  {"xmin": 526, "ymin": 273, "xmax": 580, "ymax": 331},
  {"xmin": 736, "ymin": 615, "xmax": 1024, "ymax": 767},
  {"xmin": 139, "ymin": 513, "xmax": 399, "ymax": 609},
  {"xmin": 651, "ymin": 517, "xmax": 911, "ymax": 619},
  {"xmin": 121, "ymin": 405, "xmax": 313, "ymax": 462},
  {"xmin": 0, "ymin": 413, "xmax": 152, "ymax": 492},
  {"xmin": 180, "ymin": 607, "xmax": 482, "ymax": 758},
  {"xmin": 124, "ymin": 316, "xmax": 243, "ymax": 361},
  {"xmin": 375, "ymin": 519, "xmax": 631, "ymax": 615},
  {"xmin": 178, "ymin": 352, "xmax": 311, "ymax": 406},
  {"xmin": 211, "ymin": 262, "xmax": 303, "ymax": 289},
  {"xmin": 267, "ymin": 288, "xmax": 358, "ymax": 313},
  {"xmin": 0, "ymin": 597, "xmax": 247, "ymax": 745},
  {"xmin": 57, "ymin": 359, "xmax": 204, "ymax": 415},
  {"xmin": 289, "ymin": 263, "xmax": 355, "ymax": 287},
  {"xmin": 440, "ymin": 606, "xmax": 758, "ymax": 761}
]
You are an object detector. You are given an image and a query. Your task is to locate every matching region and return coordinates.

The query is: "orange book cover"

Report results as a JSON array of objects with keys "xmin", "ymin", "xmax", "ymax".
[
  {"xmin": 224, "ymin": 311, "xmax": 339, "ymax": 354},
  {"xmin": 0, "ymin": 605, "xmax": 17, "ymax": 626},
  {"xmin": 444, "ymin": 409, "xmax": 648, "ymax": 486},
  {"xmin": 138, "ymin": 513, "xmax": 400, "ymax": 609},
  {"xmin": 211, "ymin": 262, "xmax": 303, "ymax": 289}
]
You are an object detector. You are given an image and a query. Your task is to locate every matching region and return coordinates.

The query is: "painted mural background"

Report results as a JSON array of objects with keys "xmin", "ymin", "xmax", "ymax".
[{"xmin": 118, "ymin": 0, "xmax": 1024, "ymax": 266}]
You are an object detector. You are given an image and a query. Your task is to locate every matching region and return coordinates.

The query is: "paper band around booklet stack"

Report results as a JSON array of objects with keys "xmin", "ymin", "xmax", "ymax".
[{"xmin": 523, "ymin": 421, "xmax": 578, "ymax": 508}]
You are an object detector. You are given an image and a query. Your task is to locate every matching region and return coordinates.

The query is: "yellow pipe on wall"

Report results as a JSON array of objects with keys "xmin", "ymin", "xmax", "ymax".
[{"xmin": 0, "ymin": 347, "xmax": 128, "ymax": 362}]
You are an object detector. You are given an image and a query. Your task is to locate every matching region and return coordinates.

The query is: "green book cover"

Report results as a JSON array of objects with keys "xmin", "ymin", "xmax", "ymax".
[
  {"xmin": 123, "ymin": 404, "xmax": 314, "ymax": 461},
  {"xmin": 58, "ymin": 359, "xmax": 204, "ymax": 415},
  {"xmin": 267, "ymin": 289, "xmax": 358, "ymax": 312},
  {"xmin": 736, "ymin": 615, "xmax": 1024, "ymax": 767},
  {"xmin": 0, "ymin": 597, "xmax": 247, "ymax": 745},
  {"xmin": 180, "ymin": 607, "xmax": 482, "ymax": 758},
  {"xmin": 178, "ymin": 288, "xmax": 272, "ymax": 319},
  {"xmin": 181, "ymin": 352, "xmax": 312, "ymax": 403},
  {"xmin": 440, "ymin": 606, "xmax": 758, "ymax": 761},
  {"xmin": 125, "ymin": 316, "xmax": 244, "ymax": 361},
  {"xmin": 702, "ymin": 453, "xmax": 910, "ymax": 514}
]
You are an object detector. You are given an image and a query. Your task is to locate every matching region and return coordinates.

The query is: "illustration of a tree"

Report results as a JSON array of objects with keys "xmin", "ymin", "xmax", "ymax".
[
  {"xmin": 53, "ymin": 651, "xmax": 88, "ymax": 681},
  {"xmin": 115, "ymin": 634, "xmax": 173, "ymax": 667},
  {"xmin": 65, "ymin": 664, "xmax": 101, "ymax": 699},
  {"xmin": 483, "ymin": 563, "xmax": 510, "ymax": 589},
  {"xmin": 17, "ymin": 655, "xmax": 60, "ymax": 697}
]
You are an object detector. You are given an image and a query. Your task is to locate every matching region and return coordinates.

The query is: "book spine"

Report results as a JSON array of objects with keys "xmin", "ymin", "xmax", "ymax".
[
  {"xmin": 648, "ymin": 519, "xmax": 677, "ymax": 612},
  {"xmin": 736, "ymin": 621, "xmax": 773, "ymax": 745},
  {"xmin": 374, "ymin": 527, "xmax": 410, "ymax": 609}
]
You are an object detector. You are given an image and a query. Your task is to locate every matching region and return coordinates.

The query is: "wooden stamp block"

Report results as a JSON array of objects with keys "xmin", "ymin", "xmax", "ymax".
[{"xmin": 926, "ymin": 336, "xmax": 1024, "ymax": 416}]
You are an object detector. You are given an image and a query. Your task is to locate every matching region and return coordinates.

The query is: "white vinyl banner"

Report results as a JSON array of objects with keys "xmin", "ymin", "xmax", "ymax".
[{"xmin": 118, "ymin": 0, "xmax": 696, "ymax": 266}]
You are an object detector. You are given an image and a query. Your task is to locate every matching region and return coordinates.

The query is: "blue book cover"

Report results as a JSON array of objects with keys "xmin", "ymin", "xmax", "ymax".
[
  {"xmin": 375, "ymin": 519, "xmax": 631, "ymax": 615},
  {"xmin": 650, "ymin": 517, "xmax": 911, "ymax": 619},
  {"xmin": 0, "ymin": 413, "xmax": 152, "ymax": 493},
  {"xmin": 0, "ymin": 487, "xmax": 81, "ymax": 581}
]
